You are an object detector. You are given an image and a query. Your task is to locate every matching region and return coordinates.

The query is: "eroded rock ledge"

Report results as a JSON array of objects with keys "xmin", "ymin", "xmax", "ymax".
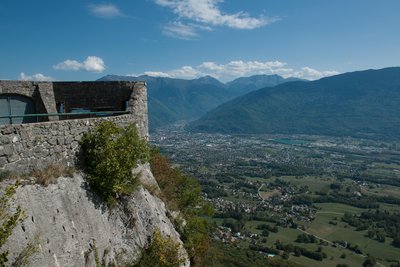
[{"xmin": 3, "ymin": 166, "xmax": 189, "ymax": 267}]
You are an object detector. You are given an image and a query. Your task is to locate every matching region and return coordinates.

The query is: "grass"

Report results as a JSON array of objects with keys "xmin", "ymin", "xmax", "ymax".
[
  {"xmin": 259, "ymin": 189, "xmax": 281, "ymax": 200},
  {"xmin": 31, "ymin": 164, "xmax": 75, "ymax": 186},
  {"xmin": 314, "ymin": 203, "xmax": 365, "ymax": 214},
  {"xmin": 244, "ymin": 219, "xmax": 364, "ymax": 267},
  {"xmin": 277, "ymin": 175, "xmax": 333, "ymax": 192},
  {"xmin": 379, "ymin": 203, "xmax": 400, "ymax": 213},
  {"xmin": 206, "ymin": 148, "xmax": 400, "ymax": 267},
  {"xmin": 304, "ymin": 202, "xmax": 400, "ymax": 266},
  {"xmin": 240, "ymin": 201, "xmax": 400, "ymax": 267},
  {"xmin": 210, "ymin": 204, "xmax": 400, "ymax": 267},
  {"xmin": 286, "ymin": 248, "xmax": 363, "ymax": 267},
  {"xmin": 0, "ymin": 170, "xmax": 14, "ymax": 181}
]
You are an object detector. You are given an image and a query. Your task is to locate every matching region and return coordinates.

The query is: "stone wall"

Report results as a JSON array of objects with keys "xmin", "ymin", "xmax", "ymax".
[{"xmin": 0, "ymin": 114, "xmax": 146, "ymax": 173}]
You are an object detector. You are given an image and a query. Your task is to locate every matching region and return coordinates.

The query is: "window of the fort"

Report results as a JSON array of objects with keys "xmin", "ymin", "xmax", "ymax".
[{"xmin": 0, "ymin": 94, "xmax": 36, "ymax": 125}]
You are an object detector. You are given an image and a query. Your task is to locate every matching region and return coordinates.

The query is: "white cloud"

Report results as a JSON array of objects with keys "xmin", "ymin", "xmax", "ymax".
[
  {"xmin": 88, "ymin": 4, "xmax": 123, "ymax": 18},
  {"xmin": 53, "ymin": 56, "xmax": 106, "ymax": 73},
  {"xmin": 162, "ymin": 21, "xmax": 198, "ymax": 39},
  {"xmin": 198, "ymin": 60, "xmax": 287, "ymax": 79},
  {"xmin": 292, "ymin": 67, "xmax": 340, "ymax": 80},
  {"xmin": 53, "ymin": 59, "xmax": 82, "ymax": 71},
  {"xmin": 144, "ymin": 71, "xmax": 171, "ymax": 77},
  {"xmin": 83, "ymin": 56, "xmax": 106, "ymax": 72},
  {"xmin": 19, "ymin": 72, "xmax": 54, "ymax": 81},
  {"xmin": 156, "ymin": 0, "xmax": 271, "ymax": 29},
  {"xmin": 136, "ymin": 60, "xmax": 339, "ymax": 82},
  {"xmin": 169, "ymin": 66, "xmax": 202, "ymax": 79},
  {"xmin": 155, "ymin": 0, "xmax": 276, "ymax": 38}
]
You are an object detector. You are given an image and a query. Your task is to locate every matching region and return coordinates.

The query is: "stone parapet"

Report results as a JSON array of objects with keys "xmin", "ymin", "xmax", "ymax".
[{"xmin": 0, "ymin": 114, "xmax": 147, "ymax": 173}]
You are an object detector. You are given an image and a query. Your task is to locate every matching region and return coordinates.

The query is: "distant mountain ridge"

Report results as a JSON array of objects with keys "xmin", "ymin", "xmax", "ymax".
[
  {"xmin": 188, "ymin": 67, "xmax": 400, "ymax": 140},
  {"xmin": 98, "ymin": 74, "xmax": 301, "ymax": 130},
  {"xmin": 226, "ymin": 74, "xmax": 305, "ymax": 96}
]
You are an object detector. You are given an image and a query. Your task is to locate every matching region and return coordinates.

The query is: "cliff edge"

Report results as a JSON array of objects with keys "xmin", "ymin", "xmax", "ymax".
[{"xmin": 2, "ymin": 164, "xmax": 189, "ymax": 267}]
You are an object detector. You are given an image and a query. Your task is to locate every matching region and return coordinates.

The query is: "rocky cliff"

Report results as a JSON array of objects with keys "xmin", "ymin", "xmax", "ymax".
[{"xmin": 2, "ymin": 164, "xmax": 189, "ymax": 267}]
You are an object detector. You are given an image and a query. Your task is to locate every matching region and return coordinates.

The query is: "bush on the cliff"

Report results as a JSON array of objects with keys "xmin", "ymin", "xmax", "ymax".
[
  {"xmin": 80, "ymin": 121, "xmax": 148, "ymax": 203},
  {"xmin": 150, "ymin": 149, "xmax": 213, "ymax": 266},
  {"xmin": 134, "ymin": 228, "xmax": 184, "ymax": 267}
]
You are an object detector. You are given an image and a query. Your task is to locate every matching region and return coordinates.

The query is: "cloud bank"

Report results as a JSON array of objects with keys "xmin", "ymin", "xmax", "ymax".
[
  {"xmin": 88, "ymin": 4, "xmax": 124, "ymax": 18},
  {"xmin": 155, "ymin": 0, "xmax": 276, "ymax": 39},
  {"xmin": 53, "ymin": 56, "xmax": 106, "ymax": 73},
  {"xmin": 162, "ymin": 21, "xmax": 199, "ymax": 39},
  {"xmin": 19, "ymin": 72, "xmax": 54, "ymax": 81},
  {"xmin": 133, "ymin": 60, "xmax": 339, "ymax": 82}
]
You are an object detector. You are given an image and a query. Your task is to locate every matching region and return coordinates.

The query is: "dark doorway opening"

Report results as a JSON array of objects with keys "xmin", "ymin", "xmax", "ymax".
[{"xmin": 0, "ymin": 94, "xmax": 36, "ymax": 125}]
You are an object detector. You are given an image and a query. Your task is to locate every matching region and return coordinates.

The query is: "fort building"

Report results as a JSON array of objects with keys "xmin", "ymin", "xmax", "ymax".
[{"xmin": 0, "ymin": 80, "xmax": 148, "ymax": 173}]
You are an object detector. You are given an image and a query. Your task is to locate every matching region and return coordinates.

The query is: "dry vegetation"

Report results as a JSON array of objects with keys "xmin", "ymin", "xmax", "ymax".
[{"xmin": 31, "ymin": 164, "xmax": 75, "ymax": 186}]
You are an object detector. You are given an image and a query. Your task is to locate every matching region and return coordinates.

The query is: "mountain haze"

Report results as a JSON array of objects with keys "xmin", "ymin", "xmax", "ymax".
[
  {"xmin": 227, "ymin": 74, "xmax": 304, "ymax": 96},
  {"xmin": 188, "ymin": 67, "xmax": 400, "ymax": 140},
  {"xmin": 99, "ymin": 74, "xmax": 300, "ymax": 130}
]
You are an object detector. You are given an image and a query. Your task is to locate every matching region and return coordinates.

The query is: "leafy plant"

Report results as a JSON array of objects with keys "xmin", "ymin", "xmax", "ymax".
[
  {"xmin": 134, "ymin": 229, "xmax": 184, "ymax": 267},
  {"xmin": 0, "ymin": 171, "xmax": 13, "ymax": 181},
  {"xmin": 181, "ymin": 217, "xmax": 211, "ymax": 266},
  {"xmin": 11, "ymin": 234, "xmax": 40, "ymax": 267},
  {"xmin": 149, "ymin": 148, "xmax": 209, "ymax": 215},
  {"xmin": 0, "ymin": 182, "xmax": 24, "ymax": 266},
  {"xmin": 149, "ymin": 149, "xmax": 213, "ymax": 266},
  {"xmin": 80, "ymin": 121, "xmax": 148, "ymax": 204}
]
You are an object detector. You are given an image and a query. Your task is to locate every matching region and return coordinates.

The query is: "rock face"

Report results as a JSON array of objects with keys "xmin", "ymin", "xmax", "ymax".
[{"xmin": 3, "ymin": 167, "xmax": 189, "ymax": 267}]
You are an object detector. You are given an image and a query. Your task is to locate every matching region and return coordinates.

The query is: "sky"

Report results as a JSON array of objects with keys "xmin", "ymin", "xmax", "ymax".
[{"xmin": 0, "ymin": 0, "xmax": 399, "ymax": 83}]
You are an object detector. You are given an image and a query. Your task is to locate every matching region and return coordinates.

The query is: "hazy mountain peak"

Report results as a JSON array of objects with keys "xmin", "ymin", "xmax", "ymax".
[
  {"xmin": 194, "ymin": 75, "xmax": 225, "ymax": 86},
  {"xmin": 189, "ymin": 67, "xmax": 400, "ymax": 140},
  {"xmin": 226, "ymin": 74, "xmax": 305, "ymax": 95}
]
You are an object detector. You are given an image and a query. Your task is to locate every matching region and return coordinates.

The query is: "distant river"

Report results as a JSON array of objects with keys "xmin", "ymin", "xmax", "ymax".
[{"xmin": 271, "ymin": 138, "xmax": 311, "ymax": 145}]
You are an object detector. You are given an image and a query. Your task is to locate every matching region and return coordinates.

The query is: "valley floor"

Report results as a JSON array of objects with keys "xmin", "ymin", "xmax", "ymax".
[{"xmin": 151, "ymin": 123, "xmax": 400, "ymax": 267}]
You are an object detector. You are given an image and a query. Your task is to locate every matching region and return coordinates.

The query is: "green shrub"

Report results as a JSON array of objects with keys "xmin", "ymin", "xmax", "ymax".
[
  {"xmin": 0, "ymin": 170, "xmax": 13, "ymax": 181},
  {"xmin": 149, "ymin": 148, "xmax": 212, "ymax": 216},
  {"xmin": 181, "ymin": 216, "xmax": 211, "ymax": 266},
  {"xmin": 80, "ymin": 121, "xmax": 148, "ymax": 204},
  {"xmin": 0, "ymin": 182, "xmax": 24, "ymax": 265},
  {"xmin": 134, "ymin": 229, "xmax": 184, "ymax": 267},
  {"xmin": 149, "ymin": 149, "xmax": 213, "ymax": 266}
]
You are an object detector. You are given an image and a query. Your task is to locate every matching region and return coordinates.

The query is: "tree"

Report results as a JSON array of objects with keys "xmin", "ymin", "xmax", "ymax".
[
  {"xmin": 363, "ymin": 255, "xmax": 376, "ymax": 267},
  {"xmin": 261, "ymin": 230, "xmax": 270, "ymax": 237},
  {"xmin": 149, "ymin": 149, "xmax": 213, "ymax": 266},
  {"xmin": 392, "ymin": 236, "xmax": 400, "ymax": 248},
  {"xmin": 376, "ymin": 232, "xmax": 385, "ymax": 243},
  {"xmin": 80, "ymin": 122, "xmax": 148, "ymax": 204}
]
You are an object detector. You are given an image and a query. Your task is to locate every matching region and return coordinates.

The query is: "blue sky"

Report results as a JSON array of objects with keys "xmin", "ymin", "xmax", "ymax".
[{"xmin": 0, "ymin": 0, "xmax": 399, "ymax": 82}]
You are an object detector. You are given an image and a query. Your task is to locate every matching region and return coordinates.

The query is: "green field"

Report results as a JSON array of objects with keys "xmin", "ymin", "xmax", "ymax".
[
  {"xmin": 302, "ymin": 203, "xmax": 400, "ymax": 266},
  {"xmin": 243, "ymin": 219, "xmax": 365, "ymax": 267},
  {"xmin": 154, "ymin": 127, "xmax": 400, "ymax": 267},
  {"xmin": 213, "ymin": 173, "xmax": 400, "ymax": 266}
]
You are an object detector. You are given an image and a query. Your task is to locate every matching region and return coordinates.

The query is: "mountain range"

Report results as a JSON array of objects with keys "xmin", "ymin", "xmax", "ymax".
[
  {"xmin": 188, "ymin": 67, "xmax": 400, "ymax": 140},
  {"xmin": 98, "ymin": 74, "xmax": 301, "ymax": 130}
]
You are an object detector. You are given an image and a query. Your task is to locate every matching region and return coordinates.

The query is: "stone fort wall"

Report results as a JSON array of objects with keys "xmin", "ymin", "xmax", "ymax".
[{"xmin": 0, "ymin": 81, "xmax": 148, "ymax": 173}]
